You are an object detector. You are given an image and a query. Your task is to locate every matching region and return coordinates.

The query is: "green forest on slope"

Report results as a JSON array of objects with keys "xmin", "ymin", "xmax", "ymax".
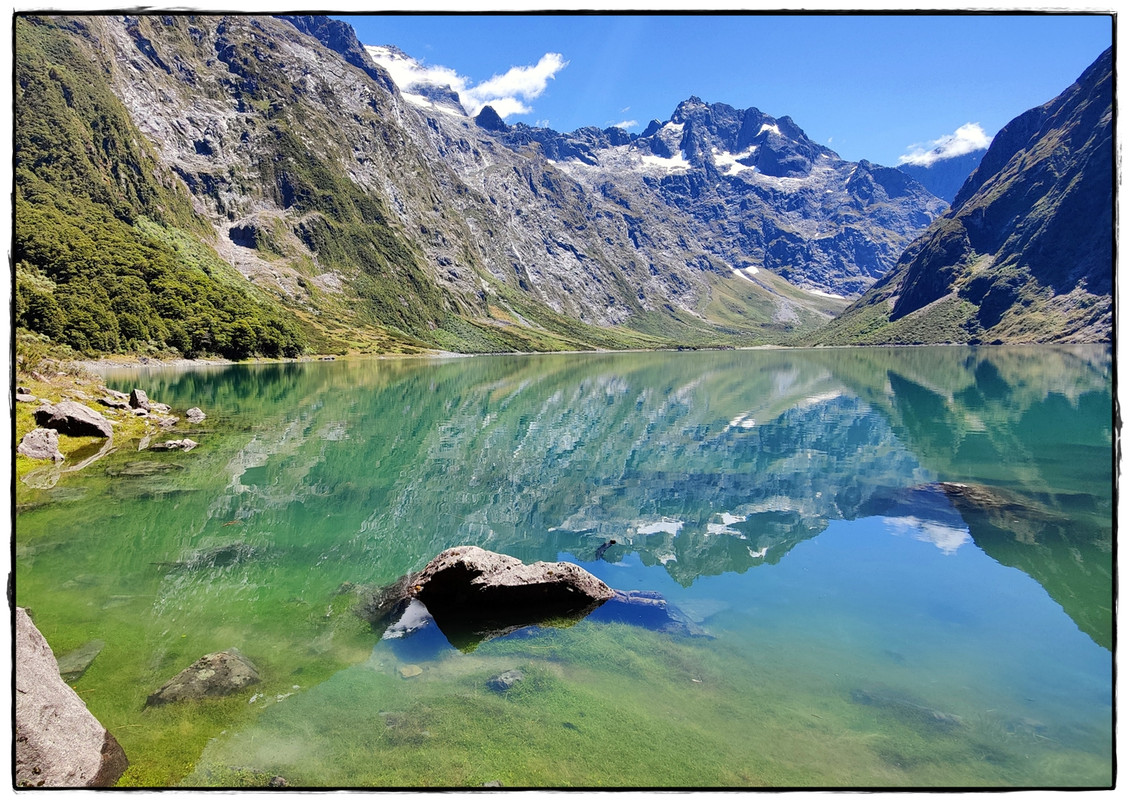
[{"xmin": 13, "ymin": 17, "xmax": 308, "ymax": 360}]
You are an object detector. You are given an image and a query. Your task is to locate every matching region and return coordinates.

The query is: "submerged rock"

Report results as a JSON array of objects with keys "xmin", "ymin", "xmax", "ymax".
[
  {"xmin": 146, "ymin": 648, "xmax": 261, "ymax": 706},
  {"xmin": 850, "ymin": 686, "xmax": 962, "ymax": 731},
  {"xmin": 588, "ymin": 589, "xmax": 710, "ymax": 637},
  {"xmin": 149, "ymin": 438, "xmax": 198, "ymax": 452},
  {"xmin": 934, "ymin": 481, "xmax": 1064, "ymax": 544},
  {"xmin": 105, "ymin": 460, "xmax": 184, "ymax": 477},
  {"xmin": 936, "ymin": 482, "xmax": 1046, "ymax": 515},
  {"xmin": 594, "ymin": 539, "xmax": 618, "ymax": 560},
  {"xmin": 57, "ymin": 639, "xmax": 106, "ymax": 682},
  {"xmin": 486, "ymin": 669, "xmax": 525, "ymax": 692},
  {"xmin": 155, "ymin": 543, "xmax": 260, "ymax": 571},
  {"xmin": 15, "ymin": 608, "xmax": 129, "ymax": 787}
]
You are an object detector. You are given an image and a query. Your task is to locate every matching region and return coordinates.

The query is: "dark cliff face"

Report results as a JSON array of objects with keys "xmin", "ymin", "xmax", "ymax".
[{"xmin": 812, "ymin": 47, "xmax": 1112, "ymax": 346}]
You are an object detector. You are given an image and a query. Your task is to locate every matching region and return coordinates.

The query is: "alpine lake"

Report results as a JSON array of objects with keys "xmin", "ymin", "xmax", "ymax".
[{"xmin": 14, "ymin": 345, "xmax": 1114, "ymax": 788}]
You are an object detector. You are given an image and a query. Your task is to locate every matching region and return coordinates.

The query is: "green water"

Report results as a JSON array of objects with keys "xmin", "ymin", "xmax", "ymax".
[{"xmin": 14, "ymin": 346, "xmax": 1113, "ymax": 787}]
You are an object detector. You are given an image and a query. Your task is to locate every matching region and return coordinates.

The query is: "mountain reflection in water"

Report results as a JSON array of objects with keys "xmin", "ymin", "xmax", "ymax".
[{"xmin": 90, "ymin": 345, "xmax": 1112, "ymax": 651}]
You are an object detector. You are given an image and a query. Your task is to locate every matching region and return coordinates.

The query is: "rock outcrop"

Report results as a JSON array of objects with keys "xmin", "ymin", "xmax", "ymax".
[
  {"xmin": 146, "ymin": 648, "xmax": 261, "ymax": 706},
  {"xmin": 15, "ymin": 608, "xmax": 129, "ymax": 787}
]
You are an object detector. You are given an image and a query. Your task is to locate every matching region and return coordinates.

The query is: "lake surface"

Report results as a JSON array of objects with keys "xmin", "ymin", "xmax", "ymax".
[{"xmin": 15, "ymin": 346, "xmax": 1114, "ymax": 788}]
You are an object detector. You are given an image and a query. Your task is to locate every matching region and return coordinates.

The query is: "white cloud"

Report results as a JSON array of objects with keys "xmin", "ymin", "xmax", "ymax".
[
  {"xmin": 612, "ymin": 119, "xmax": 638, "ymax": 130},
  {"xmin": 366, "ymin": 45, "xmax": 468, "ymax": 96},
  {"xmin": 898, "ymin": 122, "xmax": 992, "ymax": 167},
  {"xmin": 483, "ymin": 96, "xmax": 533, "ymax": 118},
  {"xmin": 367, "ymin": 45, "xmax": 567, "ymax": 120}
]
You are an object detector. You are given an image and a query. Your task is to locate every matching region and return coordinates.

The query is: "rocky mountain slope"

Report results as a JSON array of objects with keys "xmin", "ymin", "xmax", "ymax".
[
  {"xmin": 812, "ymin": 47, "xmax": 1113, "ymax": 346},
  {"xmin": 485, "ymin": 96, "xmax": 946, "ymax": 297},
  {"xmin": 13, "ymin": 14, "xmax": 947, "ymax": 358}
]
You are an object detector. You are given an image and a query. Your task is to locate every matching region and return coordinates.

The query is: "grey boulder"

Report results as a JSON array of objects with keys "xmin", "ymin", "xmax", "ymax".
[
  {"xmin": 18, "ymin": 428, "xmax": 65, "ymax": 462},
  {"xmin": 15, "ymin": 608, "xmax": 129, "ymax": 787},
  {"xmin": 129, "ymin": 388, "xmax": 150, "ymax": 411},
  {"xmin": 414, "ymin": 546, "xmax": 614, "ymax": 621},
  {"xmin": 34, "ymin": 400, "xmax": 113, "ymax": 439}
]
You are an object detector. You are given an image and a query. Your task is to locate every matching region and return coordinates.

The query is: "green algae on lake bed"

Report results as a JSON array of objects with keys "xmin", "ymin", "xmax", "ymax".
[{"xmin": 14, "ymin": 347, "xmax": 1113, "ymax": 787}]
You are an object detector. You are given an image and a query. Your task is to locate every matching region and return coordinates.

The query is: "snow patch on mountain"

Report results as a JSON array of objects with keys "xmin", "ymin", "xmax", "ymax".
[
  {"xmin": 640, "ymin": 151, "xmax": 692, "ymax": 172},
  {"xmin": 805, "ymin": 287, "xmax": 845, "ymax": 299},
  {"xmin": 712, "ymin": 145, "xmax": 758, "ymax": 174}
]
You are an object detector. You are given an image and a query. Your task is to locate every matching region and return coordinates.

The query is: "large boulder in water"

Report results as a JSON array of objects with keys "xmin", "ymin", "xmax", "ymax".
[
  {"xmin": 145, "ymin": 648, "xmax": 260, "ymax": 706},
  {"xmin": 14, "ymin": 608, "xmax": 129, "ymax": 787},
  {"xmin": 361, "ymin": 546, "xmax": 615, "ymax": 649},
  {"xmin": 414, "ymin": 546, "xmax": 615, "ymax": 610},
  {"xmin": 34, "ymin": 400, "xmax": 113, "ymax": 439}
]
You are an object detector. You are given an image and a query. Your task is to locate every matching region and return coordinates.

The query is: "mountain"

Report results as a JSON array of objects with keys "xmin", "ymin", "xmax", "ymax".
[
  {"xmin": 479, "ymin": 96, "xmax": 946, "ymax": 296},
  {"xmin": 897, "ymin": 151, "xmax": 984, "ymax": 204},
  {"xmin": 12, "ymin": 14, "xmax": 947, "ymax": 359},
  {"xmin": 811, "ymin": 48, "xmax": 1113, "ymax": 346}
]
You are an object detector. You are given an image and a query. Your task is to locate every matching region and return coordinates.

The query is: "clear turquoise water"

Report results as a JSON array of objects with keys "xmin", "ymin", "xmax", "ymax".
[{"xmin": 15, "ymin": 346, "xmax": 1113, "ymax": 787}]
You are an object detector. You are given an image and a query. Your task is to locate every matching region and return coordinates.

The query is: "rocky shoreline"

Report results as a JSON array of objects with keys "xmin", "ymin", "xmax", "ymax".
[{"xmin": 14, "ymin": 359, "xmax": 210, "ymax": 491}]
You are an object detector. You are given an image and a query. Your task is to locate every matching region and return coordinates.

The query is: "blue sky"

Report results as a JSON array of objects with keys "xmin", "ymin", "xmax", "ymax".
[{"xmin": 341, "ymin": 12, "xmax": 1111, "ymax": 167}]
